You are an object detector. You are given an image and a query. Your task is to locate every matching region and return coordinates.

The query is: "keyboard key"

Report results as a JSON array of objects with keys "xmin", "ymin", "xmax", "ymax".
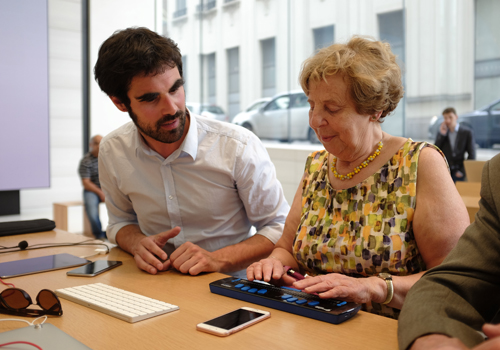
[{"xmin": 55, "ymin": 283, "xmax": 179, "ymax": 323}]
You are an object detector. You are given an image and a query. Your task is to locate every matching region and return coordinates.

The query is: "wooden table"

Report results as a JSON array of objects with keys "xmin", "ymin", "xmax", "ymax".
[{"xmin": 0, "ymin": 230, "xmax": 398, "ymax": 349}]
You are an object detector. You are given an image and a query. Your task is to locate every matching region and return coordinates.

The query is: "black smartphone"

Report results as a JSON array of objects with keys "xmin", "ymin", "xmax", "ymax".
[{"xmin": 66, "ymin": 260, "xmax": 122, "ymax": 277}]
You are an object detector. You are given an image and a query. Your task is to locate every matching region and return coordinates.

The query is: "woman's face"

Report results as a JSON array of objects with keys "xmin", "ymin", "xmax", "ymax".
[{"xmin": 308, "ymin": 74, "xmax": 373, "ymax": 161}]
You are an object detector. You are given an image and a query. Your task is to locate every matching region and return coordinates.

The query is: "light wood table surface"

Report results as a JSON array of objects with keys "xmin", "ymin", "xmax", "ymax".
[{"xmin": 0, "ymin": 230, "xmax": 398, "ymax": 349}]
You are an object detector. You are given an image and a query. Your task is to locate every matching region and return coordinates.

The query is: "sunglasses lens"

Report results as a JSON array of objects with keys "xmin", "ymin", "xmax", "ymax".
[
  {"xmin": 38, "ymin": 290, "xmax": 61, "ymax": 312},
  {"xmin": 1, "ymin": 289, "xmax": 30, "ymax": 309}
]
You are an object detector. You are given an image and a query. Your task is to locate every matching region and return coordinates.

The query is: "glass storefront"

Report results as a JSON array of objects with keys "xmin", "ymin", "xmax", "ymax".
[{"xmin": 164, "ymin": 0, "xmax": 500, "ymax": 148}]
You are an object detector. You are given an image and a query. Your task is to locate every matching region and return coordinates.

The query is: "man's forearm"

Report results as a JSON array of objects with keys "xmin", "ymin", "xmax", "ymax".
[
  {"xmin": 115, "ymin": 224, "xmax": 147, "ymax": 256},
  {"xmin": 212, "ymin": 234, "xmax": 275, "ymax": 273}
]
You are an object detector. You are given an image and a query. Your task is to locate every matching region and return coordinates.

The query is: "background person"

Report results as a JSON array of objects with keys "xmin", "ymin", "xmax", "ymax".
[
  {"xmin": 94, "ymin": 27, "xmax": 289, "ymax": 277},
  {"xmin": 434, "ymin": 107, "xmax": 476, "ymax": 182},
  {"xmin": 78, "ymin": 135, "xmax": 106, "ymax": 239},
  {"xmin": 398, "ymin": 154, "xmax": 500, "ymax": 350},
  {"xmin": 247, "ymin": 36, "xmax": 470, "ymax": 318}
]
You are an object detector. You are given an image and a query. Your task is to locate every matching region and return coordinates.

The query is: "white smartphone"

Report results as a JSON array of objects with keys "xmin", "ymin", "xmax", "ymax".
[
  {"xmin": 66, "ymin": 260, "xmax": 122, "ymax": 277},
  {"xmin": 196, "ymin": 307, "xmax": 270, "ymax": 337}
]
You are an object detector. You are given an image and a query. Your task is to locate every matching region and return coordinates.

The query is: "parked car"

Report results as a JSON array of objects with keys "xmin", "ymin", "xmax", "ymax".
[
  {"xmin": 428, "ymin": 98, "xmax": 500, "ymax": 148},
  {"xmin": 232, "ymin": 90, "xmax": 320, "ymax": 143},
  {"xmin": 243, "ymin": 98, "xmax": 272, "ymax": 113},
  {"xmin": 186, "ymin": 102, "xmax": 228, "ymax": 122},
  {"xmin": 232, "ymin": 97, "xmax": 270, "ymax": 124}
]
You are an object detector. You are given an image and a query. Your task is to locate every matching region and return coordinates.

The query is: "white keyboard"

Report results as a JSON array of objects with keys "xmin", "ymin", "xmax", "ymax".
[{"xmin": 55, "ymin": 283, "xmax": 179, "ymax": 323}]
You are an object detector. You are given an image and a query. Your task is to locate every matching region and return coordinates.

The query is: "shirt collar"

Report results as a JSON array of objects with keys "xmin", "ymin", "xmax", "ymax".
[
  {"xmin": 181, "ymin": 110, "xmax": 198, "ymax": 160},
  {"xmin": 454, "ymin": 122, "xmax": 460, "ymax": 132},
  {"xmin": 133, "ymin": 110, "xmax": 198, "ymax": 161}
]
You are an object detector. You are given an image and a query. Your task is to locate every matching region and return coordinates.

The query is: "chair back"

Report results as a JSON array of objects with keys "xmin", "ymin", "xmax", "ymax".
[{"xmin": 464, "ymin": 160, "xmax": 486, "ymax": 182}]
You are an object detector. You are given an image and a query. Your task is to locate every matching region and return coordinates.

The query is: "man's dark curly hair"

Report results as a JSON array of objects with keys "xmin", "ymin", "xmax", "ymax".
[{"xmin": 94, "ymin": 27, "xmax": 183, "ymax": 108}]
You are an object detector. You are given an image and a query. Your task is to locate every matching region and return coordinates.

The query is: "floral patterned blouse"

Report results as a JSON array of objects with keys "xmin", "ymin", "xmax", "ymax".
[{"xmin": 292, "ymin": 139, "xmax": 444, "ymax": 318}]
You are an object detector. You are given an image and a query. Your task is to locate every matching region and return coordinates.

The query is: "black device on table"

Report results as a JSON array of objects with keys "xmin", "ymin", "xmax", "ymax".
[
  {"xmin": 209, "ymin": 277, "xmax": 361, "ymax": 324},
  {"xmin": 66, "ymin": 260, "xmax": 122, "ymax": 277}
]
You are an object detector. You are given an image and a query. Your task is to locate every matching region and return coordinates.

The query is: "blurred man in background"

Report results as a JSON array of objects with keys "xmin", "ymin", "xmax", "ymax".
[
  {"xmin": 78, "ymin": 135, "xmax": 106, "ymax": 239},
  {"xmin": 435, "ymin": 107, "xmax": 476, "ymax": 182}
]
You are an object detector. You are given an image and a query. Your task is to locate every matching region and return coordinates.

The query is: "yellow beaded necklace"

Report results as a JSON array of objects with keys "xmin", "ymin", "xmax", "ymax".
[{"xmin": 330, "ymin": 140, "xmax": 384, "ymax": 181}]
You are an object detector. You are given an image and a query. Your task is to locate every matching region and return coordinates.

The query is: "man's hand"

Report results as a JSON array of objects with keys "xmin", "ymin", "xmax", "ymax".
[
  {"xmin": 131, "ymin": 227, "xmax": 181, "ymax": 275},
  {"xmin": 410, "ymin": 324, "xmax": 500, "ymax": 350},
  {"xmin": 168, "ymin": 242, "xmax": 222, "ymax": 276},
  {"xmin": 439, "ymin": 121, "xmax": 449, "ymax": 135}
]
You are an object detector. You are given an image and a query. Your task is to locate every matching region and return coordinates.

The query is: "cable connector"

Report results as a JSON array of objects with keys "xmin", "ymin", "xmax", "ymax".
[{"xmin": 80, "ymin": 248, "xmax": 109, "ymax": 259}]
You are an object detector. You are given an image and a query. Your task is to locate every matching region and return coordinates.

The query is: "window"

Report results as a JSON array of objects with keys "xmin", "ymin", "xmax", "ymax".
[
  {"xmin": 174, "ymin": 0, "xmax": 187, "ymax": 18},
  {"xmin": 227, "ymin": 47, "xmax": 240, "ymax": 120},
  {"xmin": 164, "ymin": 1, "xmax": 500, "ymax": 147},
  {"xmin": 266, "ymin": 96, "xmax": 289, "ymax": 111},
  {"xmin": 261, "ymin": 38, "xmax": 276, "ymax": 98},
  {"xmin": 475, "ymin": 0, "xmax": 500, "ymax": 109},
  {"xmin": 291, "ymin": 93, "xmax": 308, "ymax": 108},
  {"xmin": 197, "ymin": 0, "xmax": 216, "ymax": 12},
  {"xmin": 206, "ymin": 53, "xmax": 216, "ymax": 104},
  {"xmin": 313, "ymin": 25, "xmax": 334, "ymax": 51},
  {"xmin": 202, "ymin": 105, "xmax": 224, "ymax": 114},
  {"xmin": 379, "ymin": 10, "xmax": 405, "ymax": 137},
  {"xmin": 182, "ymin": 55, "xmax": 188, "ymax": 99},
  {"xmin": 492, "ymin": 101, "xmax": 500, "ymax": 112}
]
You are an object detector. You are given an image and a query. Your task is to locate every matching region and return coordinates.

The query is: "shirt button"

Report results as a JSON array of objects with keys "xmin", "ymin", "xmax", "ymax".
[{"xmin": 168, "ymin": 195, "xmax": 173, "ymax": 200}]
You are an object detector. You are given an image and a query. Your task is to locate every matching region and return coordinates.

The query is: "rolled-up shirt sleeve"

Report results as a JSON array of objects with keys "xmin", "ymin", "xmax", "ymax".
[{"xmin": 234, "ymin": 133, "xmax": 290, "ymax": 244}]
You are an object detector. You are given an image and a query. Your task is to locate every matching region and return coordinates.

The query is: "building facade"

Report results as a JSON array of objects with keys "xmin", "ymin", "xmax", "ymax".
[{"xmin": 165, "ymin": 0, "xmax": 500, "ymax": 140}]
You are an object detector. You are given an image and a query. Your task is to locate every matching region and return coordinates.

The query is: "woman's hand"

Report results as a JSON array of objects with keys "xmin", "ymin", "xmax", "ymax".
[
  {"xmin": 293, "ymin": 273, "xmax": 385, "ymax": 304},
  {"xmin": 246, "ymin": 258, "xmax": 297, "ymax": 285}
]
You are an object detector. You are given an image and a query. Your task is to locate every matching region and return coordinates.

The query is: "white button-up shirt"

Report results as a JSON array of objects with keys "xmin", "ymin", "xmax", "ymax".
[{"xmin": 99, "ymin": 113, "xmax": 289, "ymax": 255}]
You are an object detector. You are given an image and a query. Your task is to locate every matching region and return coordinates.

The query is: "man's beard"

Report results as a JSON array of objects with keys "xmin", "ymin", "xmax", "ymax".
[{"xmin": 129, "ymin": 108, "xmax": 186, "ymax": 144}]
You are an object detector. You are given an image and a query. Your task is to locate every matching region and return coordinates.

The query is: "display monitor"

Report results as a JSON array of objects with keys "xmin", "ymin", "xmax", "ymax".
[{"xmin": 0, "ymin": 0, "xmax": 50, "ymax": 191}]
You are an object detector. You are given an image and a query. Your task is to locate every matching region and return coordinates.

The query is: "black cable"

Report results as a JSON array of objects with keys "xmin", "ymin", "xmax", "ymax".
[{"xmin": 0, "ymin": 240, "xmax": 110, "ymax": 254}]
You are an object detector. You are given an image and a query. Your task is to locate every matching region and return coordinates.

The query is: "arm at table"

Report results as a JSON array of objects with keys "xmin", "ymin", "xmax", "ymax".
[{"xmin": 398, "ymin": 158, "xmax": 500, "ymax": 349}]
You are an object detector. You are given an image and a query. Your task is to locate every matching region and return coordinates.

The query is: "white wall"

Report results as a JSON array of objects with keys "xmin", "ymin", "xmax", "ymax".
[
  {"xmin": 89, "ymin": 0, "xmax": 159, "ymax": 137},
  {"xmin": 0, "ymin": 0, "xmax": 159, "ymax": 232}
]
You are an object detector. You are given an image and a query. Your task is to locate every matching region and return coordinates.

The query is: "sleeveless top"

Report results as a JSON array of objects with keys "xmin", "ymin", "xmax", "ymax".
[{"xmin": 292, "ymin": 139, "xmax": 444, "ymax": 318}]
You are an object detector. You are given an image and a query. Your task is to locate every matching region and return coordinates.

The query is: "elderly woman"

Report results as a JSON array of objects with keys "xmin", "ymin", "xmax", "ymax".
[{"xmin": 246, "ymin": 36, "xmax": 470, "ymax": 318}]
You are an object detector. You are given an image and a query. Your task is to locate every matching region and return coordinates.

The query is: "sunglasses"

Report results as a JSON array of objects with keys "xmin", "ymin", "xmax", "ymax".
[{"xmin": 0, "ymin": 288, "xmax": 63, "ymax": 317}]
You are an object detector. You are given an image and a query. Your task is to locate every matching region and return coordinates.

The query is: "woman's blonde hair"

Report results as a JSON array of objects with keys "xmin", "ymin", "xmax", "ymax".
[{"xmin": 299, "ymin": 36, "xmax": 404, "ymax": 120}]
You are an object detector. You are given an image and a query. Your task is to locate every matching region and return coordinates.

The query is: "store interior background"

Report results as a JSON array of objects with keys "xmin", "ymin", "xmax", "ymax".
[{"xmin": 1, "ymin": 0, "xmax": 499, "ymax": 234}]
